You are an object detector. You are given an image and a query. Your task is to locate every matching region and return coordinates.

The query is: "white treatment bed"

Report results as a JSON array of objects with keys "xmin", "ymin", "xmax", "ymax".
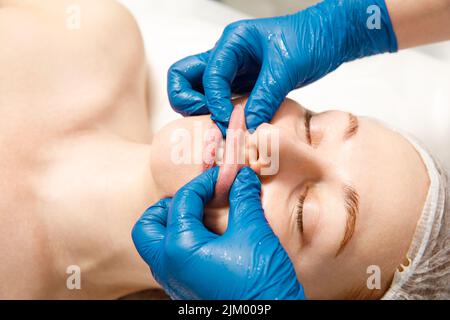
[{"xmin": 119, "ymin": 0, "xmax": 450, "ymax": 172}]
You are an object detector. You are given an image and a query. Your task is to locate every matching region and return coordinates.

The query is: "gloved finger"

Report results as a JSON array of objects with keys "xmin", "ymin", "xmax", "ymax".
[
  {"xmin": 232, "ymin": 64, "xmax": 260, "ymax": 94},
  {"xmin": 227, "ymin": 167, "xmax": 270, "ymax": 231},
  {"xmin": 203, "ymin": 33, "xmax": 246, "ymax": 136},
  {"xmin": 245, "ymin": 60, "xmax": 290, "ymax": 131},
  {"xmin": 167, "ymin": 52, "xmax": 210, "ymax": 116},
  {"xmin": 167, "ymin": 167, "xmax": 220, "ymax": 247},
  {"xmin": 132, "ymin": 198, "xmax": 171, "ymax": 267}
]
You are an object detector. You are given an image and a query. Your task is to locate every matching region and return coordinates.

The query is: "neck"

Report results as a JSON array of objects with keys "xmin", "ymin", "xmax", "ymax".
[
  {"xmin": 49, "ymin": 140, "xmax": 164, "ymax": 299},
  {"xmin": 101, "ymin": 142, "xmax": 164, "ymax": 298}
]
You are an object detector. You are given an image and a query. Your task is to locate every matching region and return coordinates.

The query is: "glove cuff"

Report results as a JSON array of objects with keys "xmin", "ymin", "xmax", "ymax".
[{"xmin": 337, "ymin": 0, "xmax": 398, "ymax": 61}]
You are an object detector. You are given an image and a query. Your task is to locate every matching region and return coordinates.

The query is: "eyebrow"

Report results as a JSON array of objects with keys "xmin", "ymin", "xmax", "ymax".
[
  {"xmin": 343, "ymin": 113, "xmax": 359, "ymax": 140},
  {"xmin": 335, "ymin": 184, "xmax": 359, "ymax": 257}
]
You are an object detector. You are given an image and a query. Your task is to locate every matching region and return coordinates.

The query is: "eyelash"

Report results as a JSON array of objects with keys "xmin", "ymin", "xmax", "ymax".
[
  {"xmin": 296, "ymin": 186, "xmax": 309, "ymax": 234},
  {"xmin": 304, "ymin": 112, "xmax": 312, "ymax": 145},
  {"xmin": 296, "ymin": 112, "xmax": 313, "ymax": 234}
]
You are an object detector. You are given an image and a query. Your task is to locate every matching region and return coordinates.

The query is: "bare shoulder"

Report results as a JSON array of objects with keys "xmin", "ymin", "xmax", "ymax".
[
  {"xmin": 0, "ymin": 0, "xmax": 145, "ymax": 73},
  {"xmin": 0, "ymin": 0, "xmax": 142, "ymax": 37},
  {"xmin": 0, "ymin": 0, "xmax": 146, "ymax": 128}
]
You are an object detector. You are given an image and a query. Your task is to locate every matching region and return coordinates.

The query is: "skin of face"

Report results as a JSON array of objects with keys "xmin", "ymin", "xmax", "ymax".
[{"xmin": 151, "ymin": 97, "xmax": 430, "ymax": 299}]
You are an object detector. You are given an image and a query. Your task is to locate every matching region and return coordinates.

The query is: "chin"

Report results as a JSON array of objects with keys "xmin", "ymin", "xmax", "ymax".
[
  {"xmin": 150, "ymin": 115, "xmax": 215, "ymax": 197},
  {"xmin": 150, "ymin": 115, "xmax": 231, "ymax": 234}
]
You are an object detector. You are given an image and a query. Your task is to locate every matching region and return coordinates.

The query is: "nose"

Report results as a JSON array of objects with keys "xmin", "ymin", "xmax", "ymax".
[{"xmin": 248, "ymin": 123, "xmax": 322, "ymax": 179}]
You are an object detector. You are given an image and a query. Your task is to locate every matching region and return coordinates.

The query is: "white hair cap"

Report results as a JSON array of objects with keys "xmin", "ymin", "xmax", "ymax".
[{"xmin": 382, "ymin": 136, "xmax": 449, "ymax": 300}]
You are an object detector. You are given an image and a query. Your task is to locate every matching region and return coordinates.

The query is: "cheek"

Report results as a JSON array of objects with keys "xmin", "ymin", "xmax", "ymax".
[{"xmin": 260, "ymin": 182, "xmax": 292, "ymax": 248}]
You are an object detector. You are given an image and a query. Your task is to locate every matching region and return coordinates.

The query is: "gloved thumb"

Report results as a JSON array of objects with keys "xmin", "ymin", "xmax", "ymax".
[
  {"xmin": 132, "ymin": 198, "xmax": 171, "ymax": 270},
  {"xmin": 227, "ymin": 167, "xmax": 269, "ymax": 231},
  {"xmin": 166, "ymin": 167, "xmax": 220, "ymax": 254},
  {"xmin": 167, "ymin": 52, "xmax": 210, "ymax": 116}
]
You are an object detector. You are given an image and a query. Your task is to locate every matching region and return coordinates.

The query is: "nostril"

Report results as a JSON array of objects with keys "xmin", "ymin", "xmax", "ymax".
[
  {"xmin": 246, "ymin": 123, "xmax": 280, "ymax": 177},
  {"xmin": 249, "ymin": 161, "xmax": 262, "ymax": 175},
  {"xmin": 247, "ymin": 132, "xmax": 258, "ymax": 166}
]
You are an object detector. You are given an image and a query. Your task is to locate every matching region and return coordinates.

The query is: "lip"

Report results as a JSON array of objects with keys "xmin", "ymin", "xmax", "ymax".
[
  {"xmin": 202, "ymin": 122, "xmax": 223, "ymax": 172},
  {"xmin": 208, "ymin": 103, "xmax": 248, "ymax": 208}
]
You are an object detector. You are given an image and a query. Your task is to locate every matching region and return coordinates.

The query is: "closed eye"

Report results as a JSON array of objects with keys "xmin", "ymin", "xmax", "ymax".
[
  {"xmin": 344, "ymin": 113, "xmax": 359, "ymax": 140},
  {"xmin": 295, "ymin": 186, "xmax": 309, "ymax": 234},
  {"xmin": 304, "ymin": 112, "xmax": 312, "ymax": 145}
]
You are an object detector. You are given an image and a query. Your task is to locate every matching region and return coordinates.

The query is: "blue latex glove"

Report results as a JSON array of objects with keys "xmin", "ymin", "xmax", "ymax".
[
  {"xmin": 168, "ymin": 0, "xmax": 397, "ymax": 134},
  {"xmin": 132, "ymin": 167, "xmax": 305, "ymax": 300}
]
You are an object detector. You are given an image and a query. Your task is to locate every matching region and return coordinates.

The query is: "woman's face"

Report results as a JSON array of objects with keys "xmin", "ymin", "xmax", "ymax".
[{"xmin": 151, "ymin": 98, "xmax": 429, "ymax": 299}]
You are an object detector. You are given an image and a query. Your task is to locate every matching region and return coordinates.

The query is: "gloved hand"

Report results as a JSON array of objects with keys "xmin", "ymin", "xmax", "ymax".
[
  {"xmin": 168, "ymin": 0, "xmax": 397, "ymax": 134},
  {"xmin": 132, "ymin": 167, "xmax": 305, "ymax": 300}
]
